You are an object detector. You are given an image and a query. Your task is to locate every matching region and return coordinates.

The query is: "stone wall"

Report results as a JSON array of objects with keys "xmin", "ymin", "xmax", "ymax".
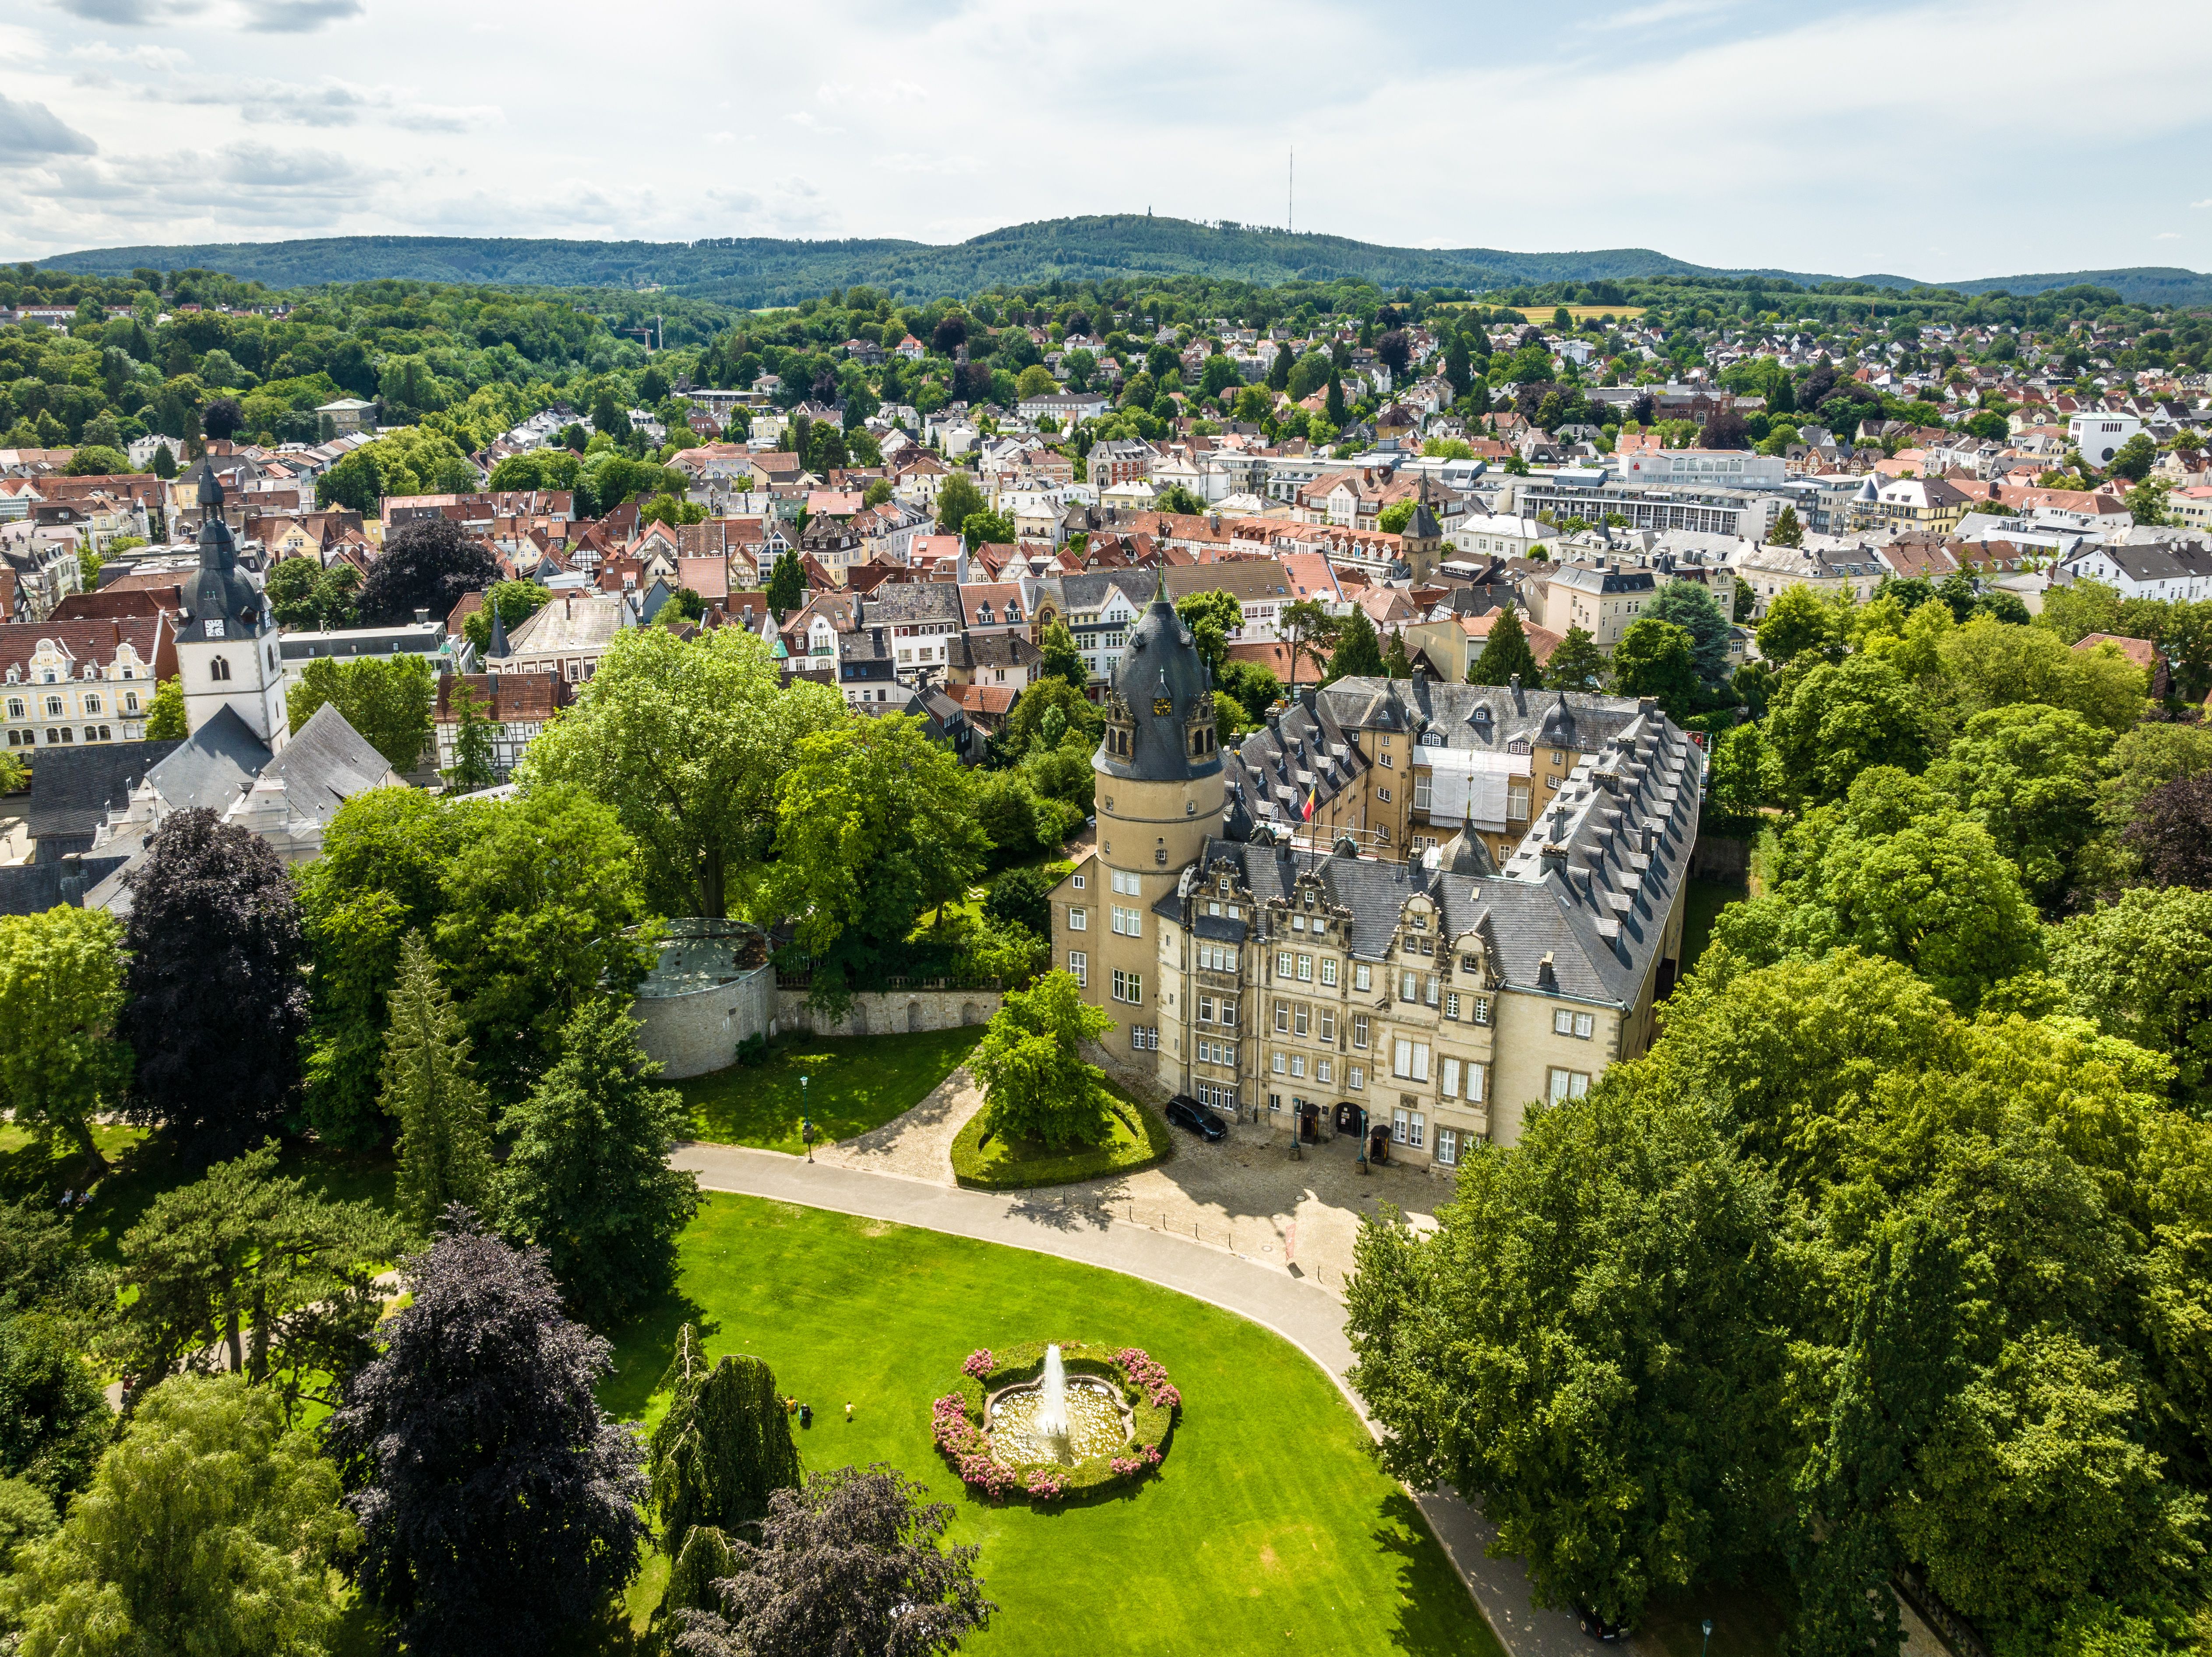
[
  {"xmin": 773, "ymin": 987, "xmax": 1001, "ymax": 1038},
  {"xmin": 631, "ymin": 961, "xmax": 776, "ymax": 1080}
]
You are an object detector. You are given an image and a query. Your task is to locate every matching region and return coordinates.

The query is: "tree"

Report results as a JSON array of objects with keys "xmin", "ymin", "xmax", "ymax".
[
  {"xmin": 0, "ymin": 1201, "xmax": 107, "ymax": 1330},
  {"xmin": 2106, "ymin": 431, "xmax": 2157, "ymax": 482},
  {"xmin": 972, "ymin": 970, "xmax": 1115, "ymax": 1150},
  {"xmin": 1926, "ymin": 703, "xmax": 2104, "ymax": 906},
  {"xmin": 356, "ymin": 515, "xmax": 498, "ymax": 626},
  {"xmin": 1345, "ymin": 1088, "xmax": 1793, "ymax": 1629},
  {"xmin": 1756, "ymin": 584, "xmax": 1843, "ymax": 666},
  {"xmin": 459, "ymin": 579, "xmax": 552, "ymax": 655},
  {"xmin": 1444, "ymin": 332, "xmax": 1472, "ymax": 398},
  {"xmin": 675, "ymin": 1464, "xmax": 994, "ymax": 1657},
  {"xmin": 2123, "ymin": 770, "xmax": 2212, "ymax": 890},
  {"xmin": 1769, "ymin": 504, "xmax": 1805, "ymax": 546},
  {"xmin": 1648, "ymin": 581, "xmax": 1732, "ymax": 694},
  {"xmin": 263, "ymin": 555, "xmax": 322, "ymax": 627},
  {"xmin": 1280, "ymin": 597, "xmax": 1340, "ymax": 692},
  {"xmin": 149, "ymin": 442, "xmax": 176, "ymax": 480},
  {"xmin": 1706, "ymin": 721, "xmax": 1772, "ymax": 823},
  {"xmin": 380, "ymin": 933, "xmax": 494, "ymax": 1230},
  {"xmin": 1608, "ymin": 618, "xmax": 1700, "ymax": 721},
  {"xmin": 981, "ymin": 863, "xmax": 1055, "ymax": 937},
  {"xmin": 435, "ymin": 785, "xmax": 653, "ymax": 1099},
  {"xmin": 0, "ymin": 1314, "xmax": 109, "ymax": 1499},
  {"xmin": 1766, "ymin": 657, "xmax": 1932, "ymax": 807},
  {"xmin": 1937, "ymin": 615, "xmax": 2146, "ymax": 733},
  {"xmin": 287, "ymin": 652, "xmax": 434, "ymax": 773},
  {"xmin": 1468, "ymin": 604, "xmax": 1541, "ymax": 688},
  {"xmin": 768, "ymin": 717, "xmax": 990, "ymax": 1011},
  {"xmin": 958, "ymin": 508, "xmax": 1014, "ymax": 551},
  {"xmin": 325, "ymin": 1210, "xmax": 646, "ymax": 1657},
  {"xmin": 1381, "ymin": 628, "xmax": 1413, "ymax": 679},
  {"xmin": 8, "ymin": 1375, "xmax": 354, "ymax": 1657},
  {"xmin": 108, "ymin": 1141, "xmax": 405, "ymax": 1420},
  {"xmin": 1543, "ymin": 625, "xmax": 1607, "ymax": 693},
  {"xmin": 2050, "ymin": 886, "xmax": 2212, "ymax": 1113},
  {"xmin": 118, "ymin": 809, "xmax": 307, "ymax": 1161},
  {"xmin": 520, "ymin": 626, "xmax": 843, "ymax": 920},
  {"xmin": 764, "ymin": 550, "xmax": 806, "ymax": 619},
  {"xmin": 445, "ymin": 680, "xmax": 497, "ymax": 792},
  {"xmin": 0, "ymin": 907, "xmax": 130, "ymax": 1164},
  {"xmin": 1326, "ymin": 605, "xmax": 1386, "ymax": 682},
  {"xmin": 935, "ymin": 473, "xmax": 985, "ymax": 536},
  {"xmin": 1037, "ymin": 619, "xmax": 1086, "ymax": 690},
  {"xmin": 649, "ymin": 1329, "xmax": 801, "ymax": 1563},
  {"xmin": 1378, "ymin": 499, "xmax": 1417, "ymax": 536},
  {"xmin": 141, "ymin": 676, "xmax": 185, "ymax": 738},
  {"xmin": 1700, "ymin": 407, "xmax": 1750, "ymax": 449},
  {"xmin": 494, "ymin": 997, "xmax": 699, "ymax": 1326},
  {"xmin": 1324, "ymin": 371, "xmax": 1346, "ymax": 427}
]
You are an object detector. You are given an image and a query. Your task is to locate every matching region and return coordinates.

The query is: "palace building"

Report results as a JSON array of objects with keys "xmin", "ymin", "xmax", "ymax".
[{"xmin": 1048, "ymin": 578, "xmax": 1703, "ymax": 1169}]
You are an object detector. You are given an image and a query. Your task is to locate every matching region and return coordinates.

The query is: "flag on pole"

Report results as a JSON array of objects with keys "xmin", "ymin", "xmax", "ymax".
[{"xmin": 1301, "ymin": 784, "xmax": 1316, "ymax": 822}]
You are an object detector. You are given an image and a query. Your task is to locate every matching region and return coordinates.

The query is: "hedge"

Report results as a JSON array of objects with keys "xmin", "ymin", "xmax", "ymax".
[
  {"xmin": 931, "ymin": 1339, "xmax": 1179, "ymax": 1504},
  {"xmin": 949, "ymin": 1090, "xmax": 1175, "ymax": 1191}
]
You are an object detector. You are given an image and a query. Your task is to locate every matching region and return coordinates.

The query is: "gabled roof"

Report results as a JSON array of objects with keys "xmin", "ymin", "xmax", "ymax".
[
  {"xmin": 255, "ymin": 702, "xmax": 401, "ymax": 823},
  {"xmin": 145, "ymin": 705, "xmax": 273, "ymax": 814},
  {"xmin": 21, "ymin": 739, "xmax": 183, "ymax": 844}
]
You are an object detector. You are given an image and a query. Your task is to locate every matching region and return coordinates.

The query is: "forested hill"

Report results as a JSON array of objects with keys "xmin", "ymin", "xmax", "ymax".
[{"xmin": 34, "ymin": 215, "xmax": 2212, "ymax": 307}]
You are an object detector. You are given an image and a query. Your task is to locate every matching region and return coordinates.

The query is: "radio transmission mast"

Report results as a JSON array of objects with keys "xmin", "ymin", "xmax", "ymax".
[{"xmin": 1288, "ymin": 147, "xmax": 1294, "ymax": 234}]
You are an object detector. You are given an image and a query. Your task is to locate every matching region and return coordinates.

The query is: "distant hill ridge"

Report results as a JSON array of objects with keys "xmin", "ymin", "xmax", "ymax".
[{"xmin": 32, "ymin": 213, "xmax": 2212, "ymax": 307}]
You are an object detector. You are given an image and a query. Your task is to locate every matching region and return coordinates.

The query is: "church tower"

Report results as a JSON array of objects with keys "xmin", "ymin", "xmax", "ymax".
[
  {"xmin": 175, "ymin": 469, "xmax": 287, "ymax": 750},
  {"xmin": 1085, "ymin": 577, "xmax": 1224, "ymax": 1063},
  {"xmin": 1399, "ymin": 473, "xmax": 1445, "ymax": 584}
]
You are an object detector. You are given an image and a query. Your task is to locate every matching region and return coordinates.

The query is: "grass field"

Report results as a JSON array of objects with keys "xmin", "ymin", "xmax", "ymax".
[
  {"xmin": 608, "ymin": 1194, "xmax": 1499, "ymax": 1657},
  {"xmin": 675, "ymin": 1026, "xmax": 985, "ymax": 1153},
  {"xmin": 949, "ymin": 1081, "xmax": 1173, "ymax": 1190},
  {"xmin": 1510, "ymin": 305, "xmax": 1646, "ymax": 324}
]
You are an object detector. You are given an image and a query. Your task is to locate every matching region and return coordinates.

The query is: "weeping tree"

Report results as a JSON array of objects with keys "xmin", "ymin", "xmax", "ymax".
[{"xmin": 651, "ymin": 1325, "xmax": 802, "ymax": 1620}]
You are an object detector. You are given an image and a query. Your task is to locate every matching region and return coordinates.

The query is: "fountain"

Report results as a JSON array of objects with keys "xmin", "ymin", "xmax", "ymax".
[{"xmin": 1036, "ymin": 1344, "xmax": 1069, "ymax": 1440}]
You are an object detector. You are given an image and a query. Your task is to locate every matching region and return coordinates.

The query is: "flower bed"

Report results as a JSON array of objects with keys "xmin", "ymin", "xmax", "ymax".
[{"xmin": 930, "ymin": 1338, "xmax": 1178, "ymax": 1505}]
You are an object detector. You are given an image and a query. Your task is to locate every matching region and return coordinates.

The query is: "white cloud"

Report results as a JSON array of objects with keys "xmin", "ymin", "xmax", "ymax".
[
  {"xmin": 0, "ymin": 91, "xmax": 97, "ymax": 160},
  {"xmin": 2156, "ymin": 232, "xmax": 2181, "ymax": 240}
]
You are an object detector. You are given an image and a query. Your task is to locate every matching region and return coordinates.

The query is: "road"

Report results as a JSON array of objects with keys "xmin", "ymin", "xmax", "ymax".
[{"xmin": 672, "ymin": 1140, "xmax": 1597, "ymax": 1657}]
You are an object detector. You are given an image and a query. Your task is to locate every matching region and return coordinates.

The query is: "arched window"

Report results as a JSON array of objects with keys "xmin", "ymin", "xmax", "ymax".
[{"xmin": 209, "ymin": 656, "xmax": 232, "ymax": 682}]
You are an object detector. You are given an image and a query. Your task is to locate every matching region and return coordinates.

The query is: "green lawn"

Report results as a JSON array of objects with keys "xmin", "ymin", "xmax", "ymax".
[
  {"xmin": 606, "ymin": 1194, "xmax": 1496, "ymax": 1657},
  {"xmin": 676, "ymin": 1026, "xmax": 986, "ymax": 1153},
  {"xmin": 950, "ymin": 1082, "xmax": 1174, "ymax": 1190}
]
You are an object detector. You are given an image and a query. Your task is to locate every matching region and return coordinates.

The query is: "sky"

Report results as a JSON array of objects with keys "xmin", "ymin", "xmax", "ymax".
[{"xmin": 0, "ymin": 0, "xmax": 2207, "ymax": 282}]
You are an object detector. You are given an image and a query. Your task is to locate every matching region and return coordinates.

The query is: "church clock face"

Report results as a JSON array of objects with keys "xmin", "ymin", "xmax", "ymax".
[{"xmin": 1153, "ymin": 696, "xmax": 1172, "ymax": 716}]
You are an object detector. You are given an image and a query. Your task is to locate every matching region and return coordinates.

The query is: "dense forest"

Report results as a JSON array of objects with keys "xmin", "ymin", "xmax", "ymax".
[{"xmin": 32, "ymin": 215, "xmax": 2212, "ymax": 308}]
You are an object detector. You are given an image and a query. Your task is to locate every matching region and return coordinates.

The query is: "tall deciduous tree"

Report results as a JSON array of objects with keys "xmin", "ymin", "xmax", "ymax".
[
  {"xmin": 0, "ymin": 1314, "xmax": 110, "ymax": 1499},
  {"xmin": 2050, "ymin": 886, "xmax": 2212, "ymax": 1114},
  {"xmin": 1280, "ymin": 597, "xmax": 1341, "ymax": 692},
  {"xmin": 286, "ymin": 653, "xmax": 435, "ymax": 774},
  {"xmin": 380, "ymin": 932, "xmax": 494, "ymax": 1230},
  {"xmin": 118, "ymin": 809, "xmax": 307, "ymax": 1161},
  {"xmin": 934, "ymin": 473, "xmax": 984, "ymax": 536},
  {"xmin": 435, "ymin": 785, "xmax": 653, "ymax": 1098},
  {"xmin": 494, "ymin": 998, "xmax": 698, "ymax": 1326},
  {"xmin": 140, "ymin": 676, "xmax": 186, "ymax": 739},
  {"xmin": 768, "ymin": 716, "xmax": 990, "ymax": 1011},
  {"xmin": 0, "ymin": 907, "xmax": 130, "ymax": 1163},
  {"xmin": 1766, "ymin": 656, "xmax": 1932, "ymax": 808},
  {"xmin": 2123, "ymin": 771, "xmax": 2212, "ymax": 890},
  {"xmin": 445, "ymin": 681, "xmax": 497, "ymax": 792},
  {"xmin": 1037, "ymin": 619, "xmax": 1086, "ymax": 690},
  {"xmin": 519, "ymin": 627, "xmax": 843, "ymax": 919},
  {"xmin": 1174, "ymin": 589, "xmax": 1242, "ymax": 682},
  {"xmin": 8, "ymin": 1375, "xmax": 355, "ymax": 1657},
  {"xmin": 973, "ymin": 970, "xmax": 1114, "ymax": 1149},
  {"xmin": 356, "ymin": 515, "xmax": 499, "ymax": 626},
  {"xmin": 651, "ymin": 1328, "xmax": 803, "ymax": 1625},
  {"xmin": 675, "ymin": 1465, "xmax": 994, "ymax": 1657},
  {"xmin": 1607, "ymin": 617, "xmax": 1700, "ymax": 721},
  {"xmin": 1647, "ymin": 581, "xmax": 1733, "ymax": 694},
  {"xmin": 108, "ymin": 1141, "xmax": 405, "ymax": 1420},
  {"xmin": 326, "ymin": 1210, "xmax": 646, "ymax": 1657},
  {"xmin": 765, "ymin": 551, "xmax": 806, "ymax": 619},
  {"xmin": 1926, "ymin": 703, "xmax": 2104, "ymax": 907}
]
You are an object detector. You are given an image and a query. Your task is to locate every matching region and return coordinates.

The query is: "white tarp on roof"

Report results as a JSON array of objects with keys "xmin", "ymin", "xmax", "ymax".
[{"xmin": 1422, "ymin": 749, "xmax": 1528, "ymax": 831}]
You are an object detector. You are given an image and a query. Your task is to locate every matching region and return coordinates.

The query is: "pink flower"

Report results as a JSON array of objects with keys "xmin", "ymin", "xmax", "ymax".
[{"xmin": 961, "ymin": 1349, "xmax": 995, "ymax": 1381}]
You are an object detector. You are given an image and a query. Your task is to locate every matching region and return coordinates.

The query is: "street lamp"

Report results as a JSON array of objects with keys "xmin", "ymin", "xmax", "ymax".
[
  {"xmin": 1702, "ymin": 1619, "xmax": 1713, "ymax": 1657},
  {"xmin": 800, "ymin": 1075, "xmax": 811, "ymax": 1162}
]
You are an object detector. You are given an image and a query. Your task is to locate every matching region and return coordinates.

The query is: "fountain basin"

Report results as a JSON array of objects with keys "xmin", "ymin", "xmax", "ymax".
[{"xmin": 986, "ymin": 1374, "xmax": 1132, "ymax": 1468}]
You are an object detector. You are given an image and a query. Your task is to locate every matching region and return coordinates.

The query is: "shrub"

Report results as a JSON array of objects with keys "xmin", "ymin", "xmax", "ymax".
[{"xmin": 928, "ymin": 1340, "xmax": 1178, "ymax": 1505}]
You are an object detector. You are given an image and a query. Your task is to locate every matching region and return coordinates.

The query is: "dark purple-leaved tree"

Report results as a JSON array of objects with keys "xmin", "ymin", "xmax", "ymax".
[
  {"xmin": 675, "ymin": 1464, "xmax": 993, "ymax": 1657},
  {"xmin": 118, "ymin": 808, "xmax": 307, "ymax": 1162},
  {"xmin": 2124, "ymin": 770, "xmax": 2212, "ymax": 889},
  {"xmin": 324, "ymin": 1208, "xmax": 645, "ymax": 1657},
  {"xmin": 357, "ymin": 515, "xmax": 499, "ymax": 627}
]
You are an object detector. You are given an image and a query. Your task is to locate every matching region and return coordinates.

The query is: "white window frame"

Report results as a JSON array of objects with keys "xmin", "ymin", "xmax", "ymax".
[
  {"xmin": 1068, "ymin": 907, "xmax": 1087, "ymax": 930},
  {"xmin": 1068, "ymin": 950, "xmax": 1087, "ymax": 987},
  {"xmin": 1549, "ymin": 1067, "xmax": 1591, "ymax": 1101}
]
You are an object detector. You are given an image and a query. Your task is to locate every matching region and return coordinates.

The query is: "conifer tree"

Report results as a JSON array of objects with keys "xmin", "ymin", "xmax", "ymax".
[
  {"xmin": 1326, "ymin": 606, "xmax": 1386, "ymax": 682},
  {"xmin": 445, "ymin": 683, "xmax": 497, "ymax": 793},
  {"xmin": 1471, "ymin": 604, "xmax": 1542, "ymax": 688},
  {"xmin": 1770, "ymin": 504, "xmax": 1805, "ymax": 546},
  {"xmin": 1324, "ymin": 371, "xmax": 1347, "ymax": 428},
  {"xmin": 379, "ymin": 933, "xmax": 493, "ymax": 1231},
  {"xmin": 764, "ymin": 552, "xmax": 806, "ymax": 619},
  {"xmin": 1382, "ymin": 628, "xmax": 1412, "ymax": 680}
]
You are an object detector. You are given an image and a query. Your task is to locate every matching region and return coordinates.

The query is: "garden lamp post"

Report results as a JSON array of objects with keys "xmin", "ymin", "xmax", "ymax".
[
  {"xmin": 1702, "ymin": 1618, "xmax": 1713, "ymax": 1657},
  {"xmin": 800, "ymin": 1074, "xmax": 811, "ymax": 1161}
]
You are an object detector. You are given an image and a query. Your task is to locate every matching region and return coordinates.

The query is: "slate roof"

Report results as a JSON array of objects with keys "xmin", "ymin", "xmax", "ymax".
[
  {"xmin": 255, "ymin": 702, "xmax": 401, "ymax": 824},
  {"xmin": 21, "ymin": 739, "xmax": 182, "ymax": 848},
  {"xmin": 143, "ymin": 705, "xmax": 273, "ymax": 814},
  {"xmin": 1164, "ymin": 707, "xmax": 1701, "ymax": 1010},
  {"xmin": 0, "ymin": 853, "xmax": 132, "ymax": 915}
]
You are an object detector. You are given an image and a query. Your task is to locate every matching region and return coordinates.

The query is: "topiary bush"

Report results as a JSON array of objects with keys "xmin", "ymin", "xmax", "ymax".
[{"xmin": 929, "ymin": 1339, "xmax": 1178, "ymax": 1505}]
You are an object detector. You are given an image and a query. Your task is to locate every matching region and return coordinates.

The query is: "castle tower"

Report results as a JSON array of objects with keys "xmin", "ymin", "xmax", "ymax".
[
  {"xmin": 1086, "ymin": 577, "xmax": 1224, "ymax": 1063},
  {"xmin": 175, "ymin": 468, "xmax": 287, "ymax": 750}
]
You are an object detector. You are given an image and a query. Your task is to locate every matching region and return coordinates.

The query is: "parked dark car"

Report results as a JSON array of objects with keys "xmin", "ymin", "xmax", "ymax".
[
  {"xmin": 1165, "ymin": 1095, "xmax": 1227, "ymax": 1142},
  {"xmin": 1577, "ymin": 1609, "xmax": 1632, "ymax": 1642}
]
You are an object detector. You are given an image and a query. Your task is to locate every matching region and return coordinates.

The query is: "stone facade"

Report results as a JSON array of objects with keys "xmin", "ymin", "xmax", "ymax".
[{"xmin": 773, "ymin": 987, "xmax": 1001, "ymax": 1037}]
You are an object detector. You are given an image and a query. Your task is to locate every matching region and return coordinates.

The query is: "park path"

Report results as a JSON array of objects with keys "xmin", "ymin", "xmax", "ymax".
[{"xmin": 671, "ymin": 1140, "xmax": 1593, "ymax": 1657}]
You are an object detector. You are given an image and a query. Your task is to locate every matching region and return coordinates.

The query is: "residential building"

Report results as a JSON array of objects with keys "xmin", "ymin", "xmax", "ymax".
[
  {"xmin": 502, "ymin": 589, "xmax": 629, "ymax": 682},
  {"xmin": 432, "ymin": 671, "xmax": 572, "ymax": 783},
  {"xmin": 0, "ymin": 615, "xmax": 174, "ymax": 752}
]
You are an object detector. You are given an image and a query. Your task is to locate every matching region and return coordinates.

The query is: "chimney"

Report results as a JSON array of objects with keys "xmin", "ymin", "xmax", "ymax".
[{"xmin": 414, "ymin": 608, "xmax": 430, "ymax": 625}]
